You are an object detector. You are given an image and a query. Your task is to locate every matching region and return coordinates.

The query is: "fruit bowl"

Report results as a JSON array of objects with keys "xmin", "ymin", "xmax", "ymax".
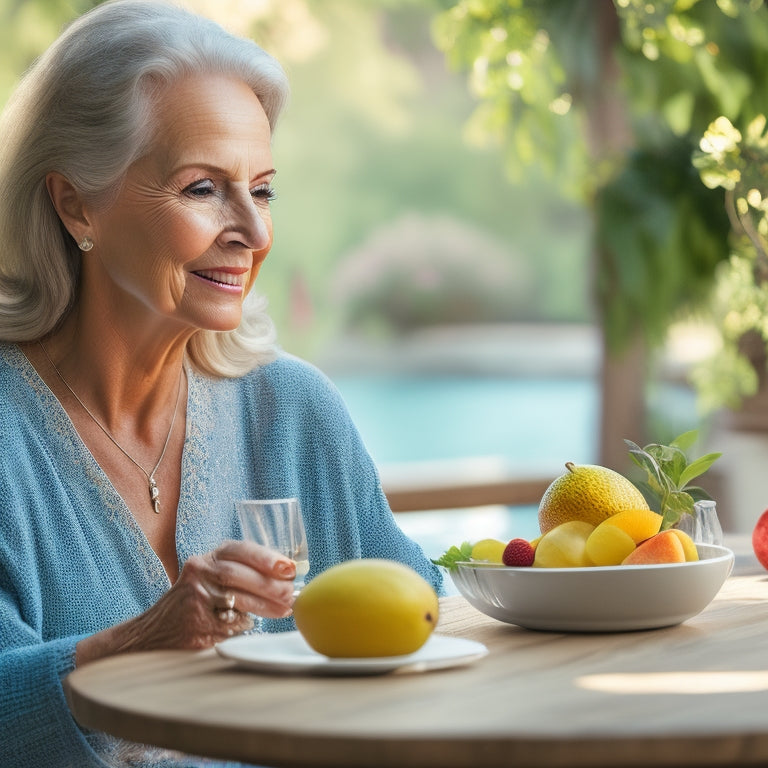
[{"xmin": 450, "ymin": 544, "xmax": 734, "ymax": 632}]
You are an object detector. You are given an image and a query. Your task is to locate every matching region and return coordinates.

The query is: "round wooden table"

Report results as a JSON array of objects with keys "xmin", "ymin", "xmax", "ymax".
[{"xmin": 66, "ymin": 546, "xmax": 768, "ymax": 768}]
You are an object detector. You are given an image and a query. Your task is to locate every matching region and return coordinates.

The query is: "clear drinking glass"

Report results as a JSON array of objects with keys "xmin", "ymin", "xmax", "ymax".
[
  {"xmin": 673, "ymin": 499, "xmax": 724, "ymax": 546},
  {"xmin": 235, "ymin": 498, "xmax": 309, "ymax": 632},
  {"xmin": 236, "ymin": 497, "xmax": 309, "ymax": 592}
]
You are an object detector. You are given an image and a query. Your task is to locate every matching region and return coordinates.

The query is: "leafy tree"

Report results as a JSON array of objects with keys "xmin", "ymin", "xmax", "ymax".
[{"xmin": 432, "ymin": 0, "xmax": 768, "ymax": 462}]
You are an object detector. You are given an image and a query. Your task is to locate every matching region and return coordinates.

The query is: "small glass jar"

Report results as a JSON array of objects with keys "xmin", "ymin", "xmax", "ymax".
[{"xmin": 673, "ymin": 499, "xmax": 723, "ymax": 546}]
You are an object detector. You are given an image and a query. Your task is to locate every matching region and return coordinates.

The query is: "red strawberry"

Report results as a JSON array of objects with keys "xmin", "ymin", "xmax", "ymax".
[
  {"xmin": 753, "ymin": 508, "xmax": 768, "ymax": 571},
  {"xmin": 503, "ymin": 538, "xmax": 535, "ymax": 567}
]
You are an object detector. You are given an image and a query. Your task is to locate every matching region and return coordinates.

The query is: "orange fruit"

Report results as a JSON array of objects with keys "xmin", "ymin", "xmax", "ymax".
[
  {"xmin": 538, "ymin": 462, "xmax": 650, "ymax": 534},
  {"xmin": 601, "ymin": 508, "xmax": 662, "ymax": 543}
]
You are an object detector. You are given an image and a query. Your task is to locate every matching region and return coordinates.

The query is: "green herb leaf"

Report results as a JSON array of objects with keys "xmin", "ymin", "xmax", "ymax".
[
  {"xmin": 431, "ymin": 541, "xmax": 473, "ymax": 571},
  {"xmin": 677, "ymin": 452, "xmax": 722, "ymax": 488},
  {"xmin": 670, "ymin": 430, "xmax": 699, "ymax": 452},
  {"xmin": 624, "ymin": 430, "xmax": 721, "ymax": 529},
  {"xmin": 625, "ymin": 440, "xmax": 668, "ymax": 498}
]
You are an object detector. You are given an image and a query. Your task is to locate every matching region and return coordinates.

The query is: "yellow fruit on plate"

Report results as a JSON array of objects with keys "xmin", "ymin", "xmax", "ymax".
[
  {"xmin": 293, "ymin": 559, "xmax": 439, "ymax": 658},
  {"xmin": 470, "ymin": 538, "xmax": 506, "ymax": 563},
  {"xmin": 533, "ymin": 521, "xmax": 595, "ymax": 568},
  {"xmin": 538, "ymin": 462, "xmax": 649, "ymax": 534}
]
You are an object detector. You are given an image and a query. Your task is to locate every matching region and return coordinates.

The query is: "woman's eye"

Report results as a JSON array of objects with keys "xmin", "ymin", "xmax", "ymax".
[
  {"xmin": 183, "ymin": 179, "xmax": 215, "ymax": 197},
  {"xmin": 251, "ymin": 184, "xmax": 277, "ymax": 204}
]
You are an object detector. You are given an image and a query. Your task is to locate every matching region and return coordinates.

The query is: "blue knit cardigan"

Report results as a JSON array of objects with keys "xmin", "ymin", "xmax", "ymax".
[{"xmin": 0, "ymin": 343, "xmax": 443, "ymax": 767}]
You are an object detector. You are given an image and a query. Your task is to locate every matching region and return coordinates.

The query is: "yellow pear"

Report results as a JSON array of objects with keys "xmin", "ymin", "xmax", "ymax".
[{"xmin": 293, "ymin": 559, "xmax": 439, "ymax": 658}]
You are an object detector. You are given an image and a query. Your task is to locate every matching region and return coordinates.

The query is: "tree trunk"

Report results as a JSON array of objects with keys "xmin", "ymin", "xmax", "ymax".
[
  {"xmin": 587, "ymin": 1, "xmax": 647, "ymax": 470},
  {"xmin": 599, "ymin": 333, "xmax": 646, "ymax": 469}
]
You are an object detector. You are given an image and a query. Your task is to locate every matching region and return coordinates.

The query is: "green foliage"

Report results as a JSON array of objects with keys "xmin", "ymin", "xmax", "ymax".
[
  {"xmin": 595, "ymin": 137, "xmax": 731, "ymax": 353},
  {"xmin": 432, "ymin": 0, "xmax": 593, "ymax": 190},
  {"xmin": 433, "ymin": 0, "xmax": 768, "ymax": 413},
  {"xmin": 625, "ymin": 430, "xmax": 721, "ymax": 529},
  {"xmin": 431, "ymin": 540, "xmax": 473, "ymax": 570},
  {"xmin": 688, "ymin": 113, "xmax": 768, "ymax": 410}
]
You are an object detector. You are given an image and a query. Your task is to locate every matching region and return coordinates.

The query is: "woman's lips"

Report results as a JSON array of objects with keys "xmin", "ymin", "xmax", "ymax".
[{"xmin": 192, "ymin": 268, "xmax": 248, "ymax": 289}]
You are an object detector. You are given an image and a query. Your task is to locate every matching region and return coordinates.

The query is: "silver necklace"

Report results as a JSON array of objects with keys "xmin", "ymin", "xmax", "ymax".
[{"xmin": 39, "ymin": 341, "xmax": 184, "ymax": 514}]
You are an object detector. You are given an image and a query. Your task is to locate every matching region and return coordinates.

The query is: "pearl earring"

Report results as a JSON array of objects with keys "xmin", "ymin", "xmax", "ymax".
[{"xmin": 78, "ymin": 236, "xmax": 94, "ymax": 252}]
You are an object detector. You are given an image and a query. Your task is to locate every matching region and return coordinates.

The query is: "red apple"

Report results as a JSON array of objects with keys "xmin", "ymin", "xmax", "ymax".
[{"xmin": 753, "ymin": 509, "xmax": 768, "ymax": 571}]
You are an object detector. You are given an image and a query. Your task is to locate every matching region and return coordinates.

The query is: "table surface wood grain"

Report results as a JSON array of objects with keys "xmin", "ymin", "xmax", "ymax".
[{"xmin": 65, "ymin": 537, "xmax": 768, "ymax": 768}]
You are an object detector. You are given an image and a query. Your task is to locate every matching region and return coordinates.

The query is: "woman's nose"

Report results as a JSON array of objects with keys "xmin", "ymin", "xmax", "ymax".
[{"xmin": 221, "ymin": 192, "xmax": 272, "ymax": 251}]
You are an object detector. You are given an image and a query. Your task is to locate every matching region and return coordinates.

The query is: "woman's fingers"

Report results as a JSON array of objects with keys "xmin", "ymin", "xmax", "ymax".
[
  {"xmin": 193, "ymin": 543, "xmax": 295, "ymax": 621},
  {"xmin": 212, "ymin": 539, "xmax": 297, "ymax": 580},
  {"xmin": 205, "ymin": 541, "xmax": 296, "ymax": 614}
]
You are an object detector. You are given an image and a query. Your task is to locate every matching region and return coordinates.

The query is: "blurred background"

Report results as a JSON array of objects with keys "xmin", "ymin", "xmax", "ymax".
[{"xmin": 4, "ymin": 0, "xmax": 768, "ymax": 556}]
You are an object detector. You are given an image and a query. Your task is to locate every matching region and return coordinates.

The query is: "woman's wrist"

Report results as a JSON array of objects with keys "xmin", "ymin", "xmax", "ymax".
[{"xmin": 74, "ymin": 616, "xmax": 145, "ymax": 667}]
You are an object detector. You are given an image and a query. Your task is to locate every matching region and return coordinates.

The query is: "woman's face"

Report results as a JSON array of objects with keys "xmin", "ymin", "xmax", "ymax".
[{"xmin": 84, "ymin": 73, "xmax": 275, "ymax": 335}]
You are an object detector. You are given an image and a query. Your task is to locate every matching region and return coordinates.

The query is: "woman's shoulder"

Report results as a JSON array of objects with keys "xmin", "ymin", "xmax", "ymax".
[
  {"xmin": 247, "ymin": 353, "xmax": 340, "ymax": 399},
  {"xmin": 0, "ymin": 343, "xmax": 39, "ymax": 418}
]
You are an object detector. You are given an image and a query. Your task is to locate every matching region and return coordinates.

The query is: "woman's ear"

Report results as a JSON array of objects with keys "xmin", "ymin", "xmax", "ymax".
[{"xmin": 45, "ymin": 171, "xmax": 91, "ymax": 242}]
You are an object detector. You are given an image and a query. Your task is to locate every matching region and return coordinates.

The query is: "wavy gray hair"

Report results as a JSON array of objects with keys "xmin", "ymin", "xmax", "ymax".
[{"xmin": 0, "ymin": 0, "xmax": 289, "ymax": 376}]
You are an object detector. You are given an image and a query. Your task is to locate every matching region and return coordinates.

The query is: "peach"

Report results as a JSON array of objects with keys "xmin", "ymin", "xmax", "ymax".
[
  {"xmin": 622, "ymin": 530, "xmax": 686, "ymax": 565},
  {"xmin": 601, "ymin": 508, "xmax": 662, "ymax": 543},
  {"xmin": 668, "ymin": 529, "xmax": 699, "ymax": 561},
  {"xmin": 585, "ymin": 524, "xmax": 636, "ymax": 566}
]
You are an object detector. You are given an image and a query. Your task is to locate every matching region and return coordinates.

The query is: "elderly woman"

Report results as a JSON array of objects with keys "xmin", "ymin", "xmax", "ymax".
[{"xmin": 0, "ymin": 1, "xmax": 442, "ymax": 765}]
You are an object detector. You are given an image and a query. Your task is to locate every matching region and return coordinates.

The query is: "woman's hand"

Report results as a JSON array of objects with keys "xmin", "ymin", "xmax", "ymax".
[{"xmin": 75, "ymin": 541, "xmax": 296, "ymax": 666}]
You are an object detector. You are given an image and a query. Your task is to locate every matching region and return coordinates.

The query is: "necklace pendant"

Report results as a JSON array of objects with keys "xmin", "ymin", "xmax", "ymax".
[{"xmin": 149, "ymin": 476, "xmax": 161, "ymax": 514}]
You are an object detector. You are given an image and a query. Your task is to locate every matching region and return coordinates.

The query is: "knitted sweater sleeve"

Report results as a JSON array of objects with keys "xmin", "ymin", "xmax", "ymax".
[
  {"xmin": 0, "ymin": 523, "xmax": 105, "ymax": 767},
  {"xmin": 0, "ymin": 394, "xmax": 115, "ymax": 767}
]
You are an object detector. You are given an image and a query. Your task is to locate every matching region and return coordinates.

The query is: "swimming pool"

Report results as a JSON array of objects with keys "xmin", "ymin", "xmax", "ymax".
[
  {"xmin": 330, "ymin": 372, "xmax": 698, "ymax": 562},
  {"xmin": 330, "ymin": 373, "xmax": 597, "ymax": 558},
  {"xmin": 332, "ymin": 373, "xmax": 599, "ymax": 468}
]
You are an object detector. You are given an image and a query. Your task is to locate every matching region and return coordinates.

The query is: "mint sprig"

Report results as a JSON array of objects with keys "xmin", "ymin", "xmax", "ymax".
[
  {"xmin": 432, "ymin": 541, "xmax": 473, "ymax": 571},
  {"xmin": 625, "ymin": 429, "xmax": 721, "ymax": 530}
]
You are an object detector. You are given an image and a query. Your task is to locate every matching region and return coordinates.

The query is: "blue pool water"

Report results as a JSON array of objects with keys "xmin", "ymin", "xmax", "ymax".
[
  {"xmin": 332, "ymin": 373, "xmax": 599, "ymax": 469},
  {"xmin": 331, "ymin": 373, "xmax": 599, "ymax": 559},
  {"xmin": 330, "ymin": 373, "xmax": 699, "ymax": 564}
]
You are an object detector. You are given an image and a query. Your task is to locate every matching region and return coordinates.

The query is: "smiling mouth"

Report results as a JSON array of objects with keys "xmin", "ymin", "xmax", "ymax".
[{"xmin": 192, "ymin": 269, "xmax": 246, "ymax": 288}]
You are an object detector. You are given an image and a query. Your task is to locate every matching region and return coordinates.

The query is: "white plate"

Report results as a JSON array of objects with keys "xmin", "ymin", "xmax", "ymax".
[
  {"xmin": 216, "ymin": 632, "xmax": 488, "ymax": 676},
  {"xmin": 450, "ymin": 544, "xmax": 735, "ymax": 632}
]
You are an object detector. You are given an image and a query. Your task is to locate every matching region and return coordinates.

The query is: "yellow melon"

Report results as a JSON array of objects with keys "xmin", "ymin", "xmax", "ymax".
[{"xmin": 538, "ymin": 462, "xmax": 649, "ymax": 534}]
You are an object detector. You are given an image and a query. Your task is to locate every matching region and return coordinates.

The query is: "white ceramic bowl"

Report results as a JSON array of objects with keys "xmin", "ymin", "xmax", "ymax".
[{"xmin": 450, "ymin": 544, "xmax": 735, "ymax": 632}]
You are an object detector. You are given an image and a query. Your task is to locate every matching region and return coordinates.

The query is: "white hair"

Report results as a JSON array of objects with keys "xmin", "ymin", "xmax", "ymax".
[{"xmin": 0, "ymin": 0, "xmax": 289, "ymax": 376}]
